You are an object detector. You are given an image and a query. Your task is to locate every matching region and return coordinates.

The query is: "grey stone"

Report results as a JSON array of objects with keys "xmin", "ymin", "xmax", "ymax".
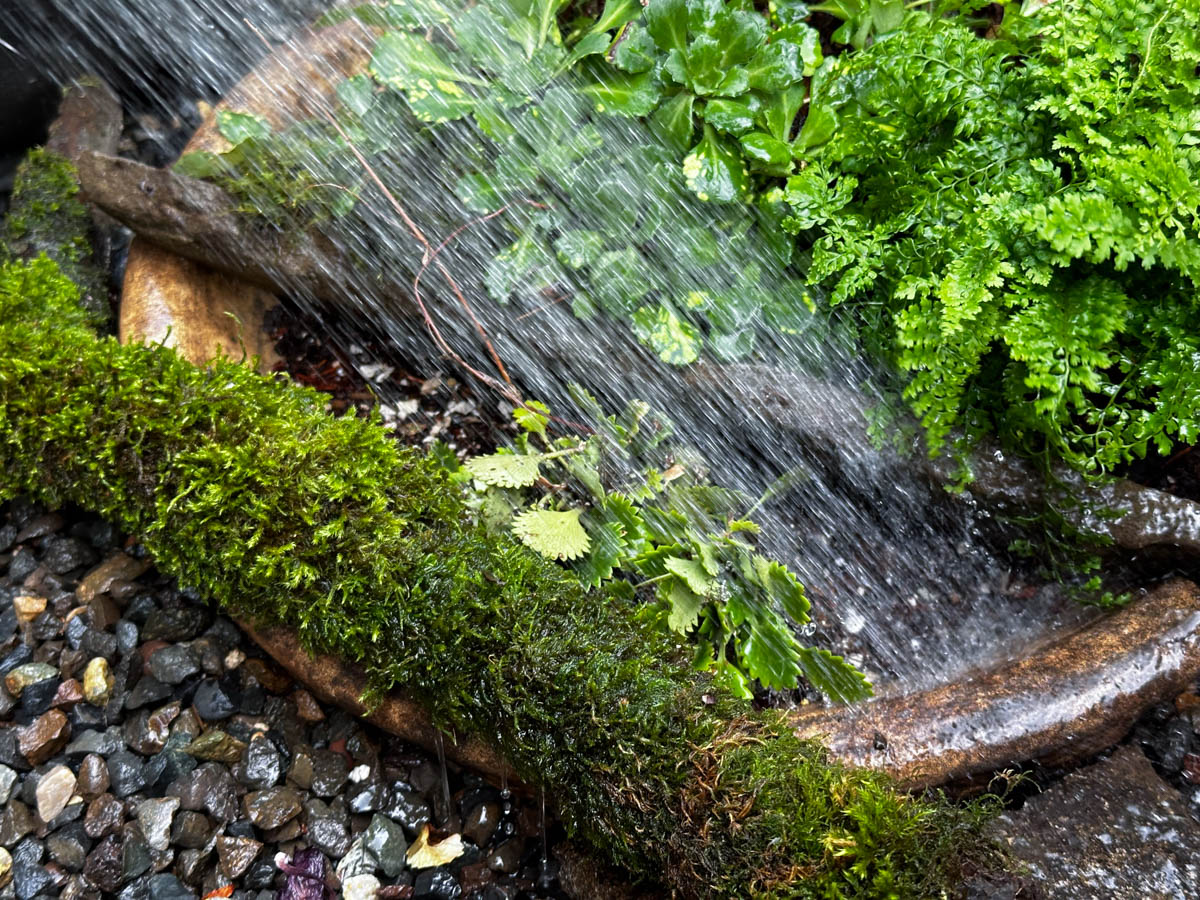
[
  {"xmin": 115, "ymin": 621, "xmax": 139, "ymax": 655},
  {"xmin": 17, "ymin": 676, "xmax": 59, "ymax": 718},
  {"xmin": 120, "ymin": 823, "xmax": 152, "ymax": 881},
  {"xmin": 147, "ymin": 646, "xmax": 199, "ymax": 686},
  {"xmin": 236, "ymin": 735, "xmax": 281, "ymax": 789},
  {"xmin": 348, "ymin": 781, "xmax": 389, "ymax": 815},
  {"xmin": 413, "ymin": 869, "xmax": 462, "ymax": 900},
  {"xmin": 141, "ymin": 609, "xmax": 207, "ymax": 643},
  {"xmin": 9, "ymin": 547, "xmax": 38, "ymax": 581},
  {"xmin": 83, "ymin": 834, "xmax": 123, "ymax": 892},
  {"xmin": 11, "ymin": 860, "xmax": 53, "ymax": 900},
  {"xmin": 990, "ymin": 744, "xmax": 1200, "ymax": 899},
  {"xmin": 43, "ymin": 536, "xmax": 97, "ymax": 574},
  {"xmin": 64, "ymin": 726, "xmax": 124, "ymax": 757},
  {"xmin": 0, "ymin": 763, "xmax": 17, "ymax": 804},
  {"xmin": 166, "ymin": 763, "xmax": 238, "ymax": 823},
  {"xmin": 168, "ymin": 811, "xmax": 210, "ymax": 850},
  {"xmin": 242, "ymin": 858, "xmax": 276, "ymax": 890},
  {"xmin": 383, "ymin": 783, "xmax": 432, "ymax": 835},
  {"xmin": 191, "ymin": 680, "xmax": 235, "ymax": 722},
  {"xmin": 304, "ymin": 800, "xmax": 351, "ymax": 858},
  {"xmin": 79, "ymin": 629, "xmax": 119, "ymax": 662},
  {"xmin": 106, "ymin": 750, "xmax": 147, "ymax": 798},
  {"xmin": 364, "ymin": 814, "xmax": 408, "ymax": 878},
  {"xmin": 46, "ymin": 822, "xmax": 91, "ymax": 872},
  {"xmin": 309, "ymin": 750, "xmax": 349, "ymax": 797},
  {"xmin": 117, "ymin": 874, "xmax": 153, "ymax": 900},
  {"xmin": 136, "ymin": 798, "xmax": 179, "ymax": 852},
  {"xmin": 147, "ymin": 873, "xmax": 194, "ymax": 900},
  {"xmin": 124, "ymin": 677, "xmax": 172, "ymax": 711}
]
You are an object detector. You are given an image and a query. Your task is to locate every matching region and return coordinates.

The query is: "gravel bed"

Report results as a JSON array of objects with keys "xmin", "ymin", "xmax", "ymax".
[{"xmin": 0, "ymin": 497, "xmax": 571, "ymax": 900}]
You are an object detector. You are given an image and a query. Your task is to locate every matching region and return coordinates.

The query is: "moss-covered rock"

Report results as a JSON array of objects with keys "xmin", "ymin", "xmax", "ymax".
[
  {"xmin": 3, "ymin": 148, "xmax": 108, "ymax": 325},
  {"xmin": 0, "ymin": 158, "xmax": 999, "ymax": 896}
]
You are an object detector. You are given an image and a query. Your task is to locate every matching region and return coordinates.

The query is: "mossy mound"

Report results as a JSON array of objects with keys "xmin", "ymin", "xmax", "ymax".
[{"xmin": 0, "ymin": 180, "xmax": 999, "ymax": 896}]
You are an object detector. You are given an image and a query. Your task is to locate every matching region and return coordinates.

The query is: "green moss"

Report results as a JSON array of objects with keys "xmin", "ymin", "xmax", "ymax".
[
  {"xmin": 0, "ymin": 250, "xmax": 1000, "ymax": 896},
  {"xmin": 3, "ymin": 148, "xmax": 109, "ymax": 326}
]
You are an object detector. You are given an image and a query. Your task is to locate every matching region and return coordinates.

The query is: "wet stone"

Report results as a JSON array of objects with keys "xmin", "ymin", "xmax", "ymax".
[
  {"xmin": 237, "ymin": 735, "xmax": 282, "ymax": 789},
  {"xmin": 142, "ymin": 609, "xmax": 207, "ymax": 644},
  {"xmin": 107, "ymin": 750, "xmax": 148, "ymax": 798},
  {"xmin": 286, "ymin": 750, "xmax": 313, "ymax": 790},
  {"xmin": 43, "ymin": 536, "xmax": 98, "ymax": 574},
  {"xmin": 0, "ymin": 728, "xmax": 28, "ymax": 771},
  {"xmin": 121, "ymin": 823, "xmax": 152, "ymax": 881},
  {"xmin": 414, "ymin": 869, "xmax": 462, "ymax": 900},
  {"xmin": 348, "ymin": 780, "xmax": 390, "ymax": 815},
  {"xmin": 305, "ymin": 800, "xmax": 351, "ymax": 858},
  {"xmin": 147, "ymin": 873, "xmax": 193, "ymax": 900},
  {"xmin": 169, "ymin": 810, "xmax": 211, "ymax": 850},
  {"xmin": 18, "ymin": 675, "xmax": 61, "ymax": 718},
  {"xmin": 310, "ymin": 750, "xmax": 349, "ymax": 797},
  {"xmin": 64, "ymin": 615, "xmax": 89, "ymax": 649},
  {"xmin": 1, "ymin": 644, "xmax": 34, "ymax": 676},
  {"xmin": 183, "ymin": 730, "xmax": 245, "ymax": 765},
  {"xmin": 47, "ymin": 822, "xmax": 91, "ymax": 872},
  {"xmin": 77, "ymin": 753, "xmax": 110, "ymax": 799},
  {"xmin": 137, "ymin": 798, "xmax": 179, "ymax": 852},
  {"xmin": 115, "ymin": 622, "xmax": 139, "ymax": 656},
  {"xmin": 147, "ymin": 646, "xmax": 199, "ymax": 686},
  {"xmin": 9, "ymin": 549, "xmax": 38, "ymax": 582},
  {"xmin": 83, "ymin": 657, "xmax": 114, "ymax": 707},
  {"xmin": 84, "ymin": 794, "xmax": 126, "ymax": 839},
  {"xmin": 4, "ymin": 662, "xmax": 58, "ymax": 697},
  {"xmin": 167, "ymin": 762, "xmax": 238, "ymax": 823},
  {"xmin": 0, "ymin": 763, "xmax": 17, "ymax": 804},
  {"xmin": 215, "ymin": 836, "xmax": 261, "ymax": 880},
  {"xmin": 84, "ymin": 834, "xmax": 123, "ymax": 893},
  {"xmin": 244, "ymin": 787, "xmax": 303, "ymax": 830},
  {"xmin": 18, "ymin": 709, "xmax": 70, "ymax": 765},
  {"xmin": 192, "ymin": 679, "xmax": 235, "ymax": 721},
  {"xmin": 365, "ymin": 814, "xmax": 408, "ymax": 878},
  {"xmin": 35, "ymin": 764, "xmax": 77, "ymax": 822},
  {"xmin": 52, "ymin": 678, "xmax": 84, "ymax": 709},
  {"xmin": 79, "ymin": 629, "xmax": 119, "ymax": 662},
  {"xmin": 383, "ymin": 784, "xmax": 432, "ymax": 835},
  {"xmin": 125, "ymin": 677, "xmax": 172, "ymax": 711},
  {"xmin": 242, "ymin": 857, "xmax": 276, "ymax": 890},
  {"xmin": 0, "ymin": 800, "xmax": 36, "ymax": 846},
  {"xmin": 65, "ymin": 725, "xmax": 124, "ymax": 757},
  {"xmin": 485, "ymin": 839, "xmax": 522, "ymax": 874},
  {"xmin": 292, "ymin": 689, "xmax": 324, "ymax": 723},
  {"xmin": 174, "ymin": 848, "xmax": 208, "ymax": 887},
  {"xmin": 12, "ymin": 860, "xmax": 53, "ymax": 900},
  {"xmin": 0, "ymin": 684, "xmax": 15, "ymax": 719},
  {"xmin": 344, "ymin": 873, "xmax": 381, "ymax": 900}
]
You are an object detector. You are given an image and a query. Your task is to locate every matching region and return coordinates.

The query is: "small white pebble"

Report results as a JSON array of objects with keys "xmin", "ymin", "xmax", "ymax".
[
  {"xmin": 348, "ymin": 764, "xmax": 371, "ymax": 783},
  {"xmin": 843, "ymin": 609, "xmax": 867, "ymax": 635},
  {"xmin": 342, "ymin": 873, "xmax": 380, "ymax": 900},
  {"xmin": 224, "ymin": 649, "xmax": 245, "ymax": 671}
]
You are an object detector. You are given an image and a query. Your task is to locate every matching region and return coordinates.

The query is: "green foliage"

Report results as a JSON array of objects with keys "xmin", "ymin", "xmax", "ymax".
[
  {"xmin": 787, "ymin": 0, "xmax": 1200, "ymax": 474},
  {"xmin": 2, "ymin": 148, "xmax": 108, "ymax": 326},
  {"xmin": 449, "ymin": 391, "xmax": 870, "ymax": 702},
  {"xmin": 0, "ymin": 253, "xmax": 997, "ymax": 897}
]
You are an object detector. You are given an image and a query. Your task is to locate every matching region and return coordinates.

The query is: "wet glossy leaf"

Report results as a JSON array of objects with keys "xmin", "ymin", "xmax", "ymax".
[
  {"xmin": 644, "ymin": 0, "xmax": 688, "ymax": 52},
  {"xmin": 580, "ymin": 70, "xmax": 662, "ymax": 116},
  {"xmin": 464, "ymin": 452, "xmax": 542, "ymax": 488},
  {"xmin": 797, "ymin": 646, "xmax": 872, "ymax": 702},
  {"xmin": 682, "ymin": 127, "xmax": 748, "ymax": 202},
  {"xmin": 336, "ymin": 75, "xmax": 377, "ymax": 117},
  {"xmin": 740, "ymin": 131, "xmax": 793, "ymax": 171},
  {"xmin": 703, "ymin": 97, "xmax": 760, "ymax": 135},
  {"xmin": 632, "ymin": 304, "xmax": 703, "ymax": 365},
  {"xmin": 666, "ymin": 577, "xmax": 705, "ymax": 632},
  {"xmin": 650, "ymin": 91, "xmax": 696, "ymax": 152},
  {"xmin": 406, "ymin": 824, "xmax": 466, "ymax": 868},
  {"xmin": 554, "ymin": 230, "xmax": 605, "ymax": 268},
  {"xmin": 575, "ymin": 519, "xmax": 627, "ymax": 586},
  {"xmin": 512, "ymin": 507, "xmax": 591, "ymax": 560},
  {"xmin": 370, "ymin": 31, "xmax": 485, "ymax": 90},
  {"xmin": 611, "ymin": 25, "xmax": 657, "ymax": 73},
  {"xmin": 796, "ymin": 104, "xmax": 837, "ymax": 150},
  {"xmin": 758, "ymin": 83, "xmax": 807, "ymax": 142},
  {"xmin": 744, "ymin": 39, "xmax": 804, "ymax": 92},
  {"xmin": 664, "ymin": 555, "xmax": 715, "ymax": 594}
]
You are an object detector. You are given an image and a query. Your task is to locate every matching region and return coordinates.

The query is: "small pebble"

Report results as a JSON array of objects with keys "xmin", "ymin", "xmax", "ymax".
[
  {"xmin": 83, "ymin": 657, "xmax": 114, "ymax": 706},
  {"xmin": 18, "ymin": 709, "xmax": 71, "ymax": 765},
  {"xmin": 13, "ymin": 594, "xmax": 47, "ymax": 626},
  {"xmin": 344, "ymin": 872, "xmax": 381, "ymax": 900},
  {"xmin": 4, "ymin": 661, "xmax": 58, "ymax": 697},
  {"xmin": 35, "ymin": 764, "xmax": 77, "ymax": 822}
]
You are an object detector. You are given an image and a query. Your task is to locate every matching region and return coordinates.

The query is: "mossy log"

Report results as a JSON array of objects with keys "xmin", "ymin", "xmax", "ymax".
[{"xmin": 0, "ymin": 255, "xmax": 993, "ymax": 897}]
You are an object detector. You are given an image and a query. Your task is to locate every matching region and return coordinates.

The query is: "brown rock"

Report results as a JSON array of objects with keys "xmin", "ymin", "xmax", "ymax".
[
  {"xmin": 53, "ymin": 678, "xmax": 85, "ymax": 708},
  {"xmin": 77, "ymin": 753, "xmax": 110, "ymax": 799},
  {"xmin": 46, "ymin": 76, "xmax": 122, "ymax": 164},
  {"xmin": 76, "ymin": 552, "xmax": 152, "ymax": 605},
  {"xmin": 242, "ymin": 658, "xmax": 292, "ymax": 694},
  {"xmin": 243, "ymin": 787, "xmax": 303, "ymax": 830},
  {"xmin": 183, "ymin": 730, "xmax": 246, "ymax": 764},
  {"xmin": 18, "ymin": 709, "xmax": 71, "ymax": 765},
  {"xmin": 83, "ymin": 834, "xmax": 123, "ymax": 892},
  {"xmin": 291, "ymin": 689, "xmax": 324, "ymax": 723},
  {"xmin": 84, "ymin": 794, "xmax": 125, "ymax": 839},
  {"xmin": 215, "ymin": 835, "xmax": 262, "ymax": 880}
]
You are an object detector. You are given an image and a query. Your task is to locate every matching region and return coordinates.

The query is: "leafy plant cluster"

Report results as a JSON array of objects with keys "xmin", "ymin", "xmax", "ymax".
[
  {"xmin": 786, "ymin": 0, "xmax": 1200, "ymax": 474},
  {"xmin": 443, "ymin": 390, "xmax": 868, "ymax": 702}
]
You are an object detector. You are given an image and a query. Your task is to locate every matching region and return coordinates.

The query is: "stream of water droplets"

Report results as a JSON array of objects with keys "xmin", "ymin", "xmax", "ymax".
[{"xmin": 2, "ymin": 0, "xmax": 1096, "ymax": 693}]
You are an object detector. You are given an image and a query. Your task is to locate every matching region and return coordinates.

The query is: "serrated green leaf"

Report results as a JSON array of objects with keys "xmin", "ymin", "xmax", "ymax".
[
  {"xmin": 464, "ymin": 452, "xmax": 542, "ymax": 487},
  {"xmin": 664, "ymin": 555, "xmax": 715, "ymax": 595},
  {"xmin": 574, "ymin": 519, "xmax": 627, "ymax": 586},
  {"xmin": 370, "ymin": 31, "xmax": 487, "ymax": 89},
  {"xmin": 512, "ymin": 507, "xmax": 591, "ymax": 560},
  {"xmin": 797, "ymin": 646, "xmax": 872, "ymax": 703},
  {"xmin": 513, "ymin": 400, "xmax": 550, "ymax": 438},
  {"xmin": 754, "ymin": 555, "xmax": 810, "ymax": 623},
  {"xmin": 665, "ymin": 577, "xmax": 705, "ymax": 632},
  {"xmin": 554, "ymin": 230, "xmax": 605, "ymax": 269}
]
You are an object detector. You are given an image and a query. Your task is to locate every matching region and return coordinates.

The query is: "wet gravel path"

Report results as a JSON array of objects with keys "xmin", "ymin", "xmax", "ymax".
[{"xmin": 0, "ymin": 497, "xmax": 571, "ymax": 900}]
